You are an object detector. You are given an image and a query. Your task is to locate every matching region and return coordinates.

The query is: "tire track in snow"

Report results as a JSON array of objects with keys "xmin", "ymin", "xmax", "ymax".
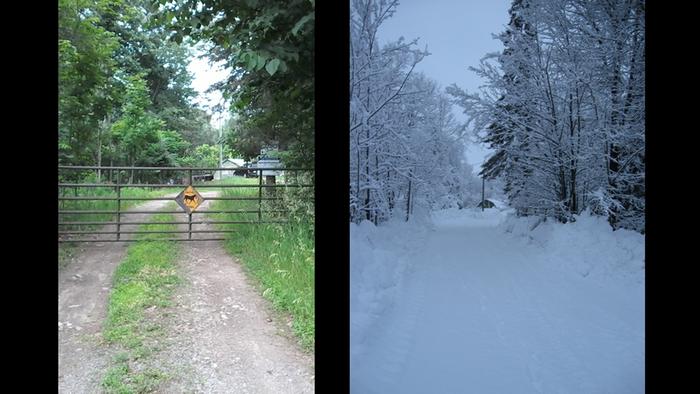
[
  {"xmin": 453, "ymin": 237, "xmax": 548, "ymax": 394},
  {"xmin": 469, "ymin": 232, "xmax": 587, "ymax": 394},
  {"xmin": 424, "ymin": 228, "xmax": 539, "ymax": 394},
  {"xmin": 350, "ymin": 260, "xmax": 427, "ymax": 394},
  {"xmin": 507, "ymin": 270, "xmax": 594, "ymax": 393},
  {"xmin": 484, "ymin": 232, "xmax": 619, "ymax": 394},
  {"xmin": 352, "ymin": 209, "xmax": 644, "ymax": 393}
]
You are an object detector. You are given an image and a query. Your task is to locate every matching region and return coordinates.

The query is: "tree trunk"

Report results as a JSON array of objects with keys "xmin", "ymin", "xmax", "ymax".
[
  {"xmin": 96, "ymin": 128, "xmax": 102, "ymax": 183},
  {"xmin": 130, "ymin": 157, "xmax": 135, "ymax": 184},
  {"xmin": 96, "ymin": 114, "xmax": 110, "ymax": 183},
  {"xmin": 406, "ymin": 179, "xmax": 412, "ymax": 222},
  {"xmin": 406, "ymin": 169, "xmax": 413, "ymax": 222},
  {"xmin": 374, "ymin": 154, "xmax": 379, "ymax": 224},
  {"xmin": 355, "ymin": 133, "xmax": 361, "ymax": 223},
  {"xmin": 481, "ymin": 176, "xmax": 485, "ymax": 212},
  {"xmin": 365, "ymin": 144, "xmax": 370, "ymax": 222}
]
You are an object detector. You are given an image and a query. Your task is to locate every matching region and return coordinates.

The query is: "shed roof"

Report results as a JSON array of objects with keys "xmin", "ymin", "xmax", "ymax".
[{"xmin": 221, "ymin": 158, "xmax": 245, "ymax": 167}]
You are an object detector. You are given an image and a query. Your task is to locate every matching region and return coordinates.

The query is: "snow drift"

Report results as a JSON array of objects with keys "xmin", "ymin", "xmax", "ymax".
[{"xmin": 501, "ymin": 209, "xmax": 645, "ymax": 288}]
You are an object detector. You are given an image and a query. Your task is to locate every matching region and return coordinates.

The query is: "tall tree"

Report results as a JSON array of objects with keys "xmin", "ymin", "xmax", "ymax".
[
  {"xmin": 59, "ymin": 0, "xmax": 121, "ymax": 166},
  {"xmin": 60, "ymin": 0, "xmax": 222, "ymax": 175},
  {"xmin": 350, "ymin": 0, "xmax": 472, "ymax": 224},
  {"xmin": 111, "ymin": 74, "xmax": 167, "ymax": 182},
  {"xmin": 450, "ymin": 0, "xmax": 645, "ymax": 232},
  {"xmin": 161, "ymin": 0, "xmax": 315, "ymax": 168}
]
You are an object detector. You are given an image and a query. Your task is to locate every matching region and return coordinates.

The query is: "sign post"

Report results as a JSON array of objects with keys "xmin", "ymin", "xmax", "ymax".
[{"xmin": 175, "ymin": 185, "xmax": 204, "ymax": 214}]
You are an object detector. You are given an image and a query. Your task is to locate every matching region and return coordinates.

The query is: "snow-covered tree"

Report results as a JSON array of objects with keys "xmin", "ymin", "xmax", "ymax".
[
  {"xmin": 449, "ymin": 0, "xmax": 644, "ymax": 233},
  {"xmin": 350, "ymin": 0, "xmax": 476, "ymax": 224}
]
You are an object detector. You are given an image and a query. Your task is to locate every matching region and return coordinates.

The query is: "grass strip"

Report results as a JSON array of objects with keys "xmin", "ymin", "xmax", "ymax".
[{"xmin": 101, "ymin": 210, "xmax": 180, "ymax": 393}]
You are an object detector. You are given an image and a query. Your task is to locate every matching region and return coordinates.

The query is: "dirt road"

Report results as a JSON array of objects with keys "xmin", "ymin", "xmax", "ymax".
[{"xmin": 58, "ymin": 192, "xmax": 314, "ymax": 393}]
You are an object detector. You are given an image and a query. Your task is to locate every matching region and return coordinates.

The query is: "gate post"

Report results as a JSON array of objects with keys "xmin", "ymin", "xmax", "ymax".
[
  {"xmin": 258, "ymin": 169, "xmax": 263, "ymax": 222},
  {"xmin": 116, "ymin": 171, "xmax": 121, "ymax": 241},
  {"xmin": 188, "ymin": 213, "xmax": 192, "ymax": 240}
]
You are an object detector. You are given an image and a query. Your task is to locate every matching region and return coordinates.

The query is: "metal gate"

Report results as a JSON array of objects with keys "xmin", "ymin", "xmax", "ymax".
[{"xmin": 58, "ymin": 166, "xmax": 314, "ymax": 243}]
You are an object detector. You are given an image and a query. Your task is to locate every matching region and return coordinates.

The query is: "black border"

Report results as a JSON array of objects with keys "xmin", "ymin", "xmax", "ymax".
[
  {"xmin": 6, "ymin": 2, "xmax": 59, "ymax": 388},
  {"xmin": 314, "ymin": 0, "xmax": 351, "ymax": 391}
]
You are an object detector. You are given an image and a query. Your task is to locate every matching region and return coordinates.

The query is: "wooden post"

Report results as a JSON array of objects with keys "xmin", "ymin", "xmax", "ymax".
[
  {"xmin": 258, "ymin": 170, "xmax": 263, "ymax": 222},
  {"xmin": 116, "ymin": 171, "xmax": 121, "ymax": 241},
  {"xmin": 265, "ymin": 176, "xmax": 276, "ymax": 218},
  {"xmin": 188, "ymin": 213, "xmax": 192, "ymax": 240}
]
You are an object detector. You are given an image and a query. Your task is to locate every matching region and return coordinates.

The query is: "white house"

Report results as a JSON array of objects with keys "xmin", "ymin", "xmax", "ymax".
[
  {"xmin": 215, "ymin": 158, "xmax": 246, "ymax": 179},
  {"xmin": 257, "ymin": 157, "xmax": 283, "ymax": 177}
]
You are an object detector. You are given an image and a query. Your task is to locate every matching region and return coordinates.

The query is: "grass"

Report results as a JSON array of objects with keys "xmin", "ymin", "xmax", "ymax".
[
  {"xmin": 101, "ymin": 211, "xmax": 180, "ymax": 393},
  {"xmin": 58, "ymin": 185, "xmax": 176, "ymax": 270},
  {"xmin": 59, "ymin": 186, "xmax": 175, "ymax": 230},
  {"xmin": 211, "ymin": 176, "xmax": 315, "ymax": 351},
  {"xmin": 59, "ymin": 245, "xmax": 76, "ymax": 269},
  {"xmin": 102, "ymin": 361, "xmax": 166, "ymax": 394}
]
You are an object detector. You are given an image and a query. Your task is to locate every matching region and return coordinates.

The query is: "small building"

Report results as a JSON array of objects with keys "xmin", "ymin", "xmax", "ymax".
[
  {"xmin": 257, "ymin": 157, "xmax": 283, "ymax": 177},
  {"xmin": 215, "ymin": 158, "xmax": 246, "ymax": 179},
  {"xmin": 255, "ymin": 149, "xmax": 283, "ymax": 178},
  {"xmin": 477, "ymin": 199, "xmax": 496, "ymax": 209}
]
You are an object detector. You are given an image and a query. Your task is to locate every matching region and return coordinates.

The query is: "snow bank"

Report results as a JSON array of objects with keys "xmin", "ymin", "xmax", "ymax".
[
  {"xmin": 350, "ymin": 218, "xmax": 430, "ymax": 360},
  {"xmin": 501, "ymin": 210, "xmax": 645, "ymax": 287}
]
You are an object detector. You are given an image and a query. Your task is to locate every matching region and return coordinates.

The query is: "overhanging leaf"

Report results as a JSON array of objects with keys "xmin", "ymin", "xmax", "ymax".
[
  {"xmin": 265, "ymin": 58, "xmax": 281, "ymax": 76},
  {"xmin": 247, "ymin": 53, "xmax": 258, "ymax": 70},
  {"xmin": 292, "ymin": 13, "xmax": 314, "ymax": 36},
  {"xmin": 278, "ymin": 60, "xmax": 288, "ymax": 73},
  {"xmin": 256, "ymin": 53, "xmax": 269, "ymax": 71}
]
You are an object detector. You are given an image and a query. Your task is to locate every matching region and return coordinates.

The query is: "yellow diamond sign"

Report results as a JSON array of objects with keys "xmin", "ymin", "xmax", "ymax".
[{"xmin": 175, "ymin": 185, "xmax": 204, "ymax": 214}]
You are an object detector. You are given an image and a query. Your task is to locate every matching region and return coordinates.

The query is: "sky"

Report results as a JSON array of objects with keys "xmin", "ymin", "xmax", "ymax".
[
  {"xmin": 379, "ymin": 0, "xmax": 511, "ymax": 172},
  {"xmin": 187, "ymin": 43, "xmax": 231, "ymax": 129},
  {"xmin": 187, "ymin": 0, "xmax": 511, "ymax": 171}
]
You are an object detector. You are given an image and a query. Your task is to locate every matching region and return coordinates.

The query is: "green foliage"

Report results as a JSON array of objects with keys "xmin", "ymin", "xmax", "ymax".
[
  {"xmin": 59, "ymin": 0, "xmax": 121, "ymax": 165},
  {"xmin": 158, "ymin": 129, "xmax": 191, "ymax": 161},
  {"xmin": 60, "ymin": 0, "xmax": 218, "ymax": 169},
  {"xmin": 162, "ymin": 0, "xmax": 315, "ymax": 168},
  {"xmin": 111, "ymin": 74, "xmax": 166, "ymax": 166},
  {"xmin": 265, "ymin": 58, "xmax": 281, "ymax": 76},
  {"xmin": 192, "ymin": 144, "xmax": 220, "ymax": 168}
]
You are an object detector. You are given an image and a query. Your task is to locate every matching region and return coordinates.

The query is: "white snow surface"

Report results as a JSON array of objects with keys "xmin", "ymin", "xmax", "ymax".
[{"xmin": 350, "ymin": 207, "xmax": 644, "ymax": 394}]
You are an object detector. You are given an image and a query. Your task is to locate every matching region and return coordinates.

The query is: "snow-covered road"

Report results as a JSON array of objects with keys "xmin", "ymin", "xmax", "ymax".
[{"xmin": 350, "ymin": 209, "xmax": 644, "ymax": 394}]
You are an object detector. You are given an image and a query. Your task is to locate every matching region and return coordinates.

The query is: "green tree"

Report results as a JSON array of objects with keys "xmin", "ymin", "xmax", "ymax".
[
  {"xmin": 59, "ymin": 0, "xmax": 257, "ymax": 176},
  {"xmin": 98, "ymin": 0, "xmax": 211, "ymax": 149},
  {"xmin": 161, "ymin": 0, "xmax": 315, "ymax": 168},
  {"xmin": 111, "ymin": 74, "xmax": 166, "ymax": 181},
  {"xmin": 59, "ymin": 0, "xmax": 121, "ymax": 166}
]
